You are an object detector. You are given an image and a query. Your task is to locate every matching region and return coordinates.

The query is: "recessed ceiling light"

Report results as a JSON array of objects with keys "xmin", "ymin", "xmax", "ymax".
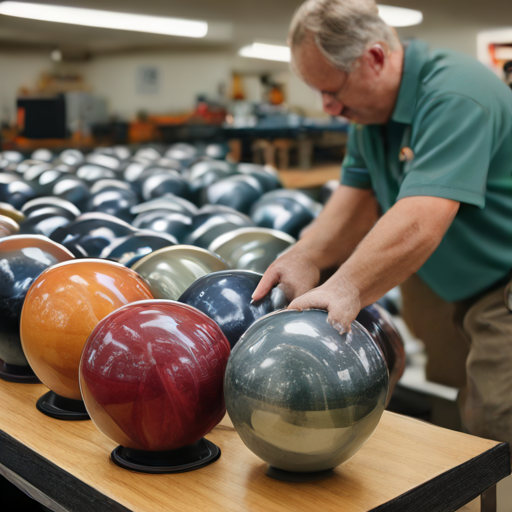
[
  {"xmin": 0, "ymin": 2, "xmax": 208, "ymax": 38},
  {"xmin": 238, "ymin": 43, "xmax": 291, "ymax": 63},
  {"xmin": 377, "ymin": 5, "xmax": 423, "ymax": 27}
]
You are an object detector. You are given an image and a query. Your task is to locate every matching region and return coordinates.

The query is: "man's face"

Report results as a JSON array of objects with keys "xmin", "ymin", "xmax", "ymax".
[{"xmin": 292, "ymin": 37, "xmax": 394, "ymax": 125}]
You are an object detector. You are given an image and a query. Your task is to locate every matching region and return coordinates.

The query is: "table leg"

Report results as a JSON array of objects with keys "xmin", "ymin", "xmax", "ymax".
[{"xmin": 481, "ymin": 485, "xmax": 497, "ymax": 512}]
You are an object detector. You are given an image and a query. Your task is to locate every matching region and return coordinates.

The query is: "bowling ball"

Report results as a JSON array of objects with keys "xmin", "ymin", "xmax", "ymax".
[
  {"xmin": 89, "ymin": 179, "xmax": 133, "ymax": 195},
  {"xmin": 31, "ymin": 149, "xmax": 54, "ymax": 163},
  {"xmin": 19, "ymin": 207, "xmax": 73, "ymax": 238},
  {"xmin": 237, "ymin": 163, "xmax": 281, "ymax": 192},
  {"xmin": 0, "ymin": 215, "xmax": 20, "ymax": 237},
  {"xmin": 179, "ymin": 270, "xmax": 287, "ymax": 348},
  {"xmin": 141, "ymin": 172, "xmax": 190, "ymax": 201},
  {"xmin": 320, "ymin": 180, "xmax": 339, "ymax": 204},
  {"xmin": 85, "ymin": 153, "xmax": 121, "ymax": 171},
  {"xmin": 186, "ymin": 160, "xmax": 235, "ymax": 204},
  {"xmin": 22, "ymin": 197, "xmax": 81, "ymax": 218},
  {"xmin": 100, "ymin": 230, "xmax": 177, "ymax": 265},
  {"xmin": 186, "ymin": 205, "xmax": 254, "ymax": 249},
  {"xmin": 356, "ymin": 304, "xmax": 406, "ymax": 397},
  {"xmin": 225, "ymin": 309, "xmax": 388, "ymax": 473},
  {"xmin": 22, "ymin": 162, "xmax": 53, "ymax": 184},
  {"xmin": 250, "ymin": 190, "xmax": 322, "ymax": 238},
  {"xmin": 132, "ymin": 245, "xmax": 229, "ymax": 300},
  {"xmin": 52, "ymin": 177, "xmax": 90, "ymax": 211},
  {"xmin": 0, "ymin": 202, "xmax": 25, "ymax": 224},
  {"xmin": 20, "ymin": 259, "xmax": 153, "ymax": 400},
  {"xmin": 59, "ymin": 149, "xmax": 84, "ymax": 167},
  {"xmin": 51, "ymin": 213, "xmax": 134, "ymax": 258},
  {"xmin": 209, "ymin": 227, "xmax": 295, "ymax": 273},
  {"xmin": 0, "ymin": 174, "xmax": 35, "ymax": 209},
  {"xmin": 87, "ymin": 188, "xmax": 138, "ymax": 223},
  {"xmin": 165, "ymin": 143, "xmax": 198, "ymax": 167},
  {"xmin": 135, "ymin": 147, "xmax": 161, "ymax": 162},
  {"xmin": 131, "ymin": 195, "xmax": 197, "ymax": 217},
  {"xmin": 77, "ymin": 165, "xmax": 116, "ymax": 184},
  {"xmin": 33, "ymin": 169, "xmax": 71, "ymax": 196},
  {"xmin": 132, "ymin": 209, "xmax": 192, "ymax": 243},
  {"xmin": 204, "ymin": 175, "xmax": 263, "ymax": 214},
  {"xmin": 0, "ymin": 235, "xmax": 74, "ymax": 372},
  {"xmin": 79, "ymin": 300, "xmax": 230, "ymax": 452},
  {"xmin": 204, "ymin": 143, "xmax": 230, "ymax": 160}
]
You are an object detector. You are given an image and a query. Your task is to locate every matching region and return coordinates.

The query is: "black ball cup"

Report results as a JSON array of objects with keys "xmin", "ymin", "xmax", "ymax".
[
  {"xmin": 36, "ymin": 391, "xmax": 90, "ymax": 421},
  {"xmin": 0, "ymin": 359, "xmax": 40, "ymax": 384}
]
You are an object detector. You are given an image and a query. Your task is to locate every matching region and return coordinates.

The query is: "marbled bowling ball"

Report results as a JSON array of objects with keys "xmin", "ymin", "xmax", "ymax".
[
  {"xmin": 20, "ymin": 260, "xmax": 153, "ymax": 400},
  {"xmin": 0, "ymin": 235, "xmax": 74, "ymax": 367},
  {"xmin": 179, "ymin": 270, "xmax": 287, "ymax": 349},
  {"xmin": 356, "ymin": 304, "xmax": 406, "ymax": 396},
  {"xmin": 79, "ymin": 300, "xmax": 230, "ymax": 451},
  {"xmin": 225, "ymin": 309, "xmax": 388, "ymax": 473}
]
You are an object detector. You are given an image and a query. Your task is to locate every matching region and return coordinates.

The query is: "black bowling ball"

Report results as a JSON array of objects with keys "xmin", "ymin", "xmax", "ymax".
[
  {"xmin": 250, "ymin": 190, "xmax": 322, "ymax": 238},
  {"xmin": 34, "ymin": 169, "xmax": 71, "ymax": 196},
  {"xmin": 85, "ymin": 153, "xmax": 121, "ymax": 171},
  {"xmin": 87, "ymin": 188, "xmax": 138, "ymax": 223},
  {"xmin": 204, "ymin": 143, "xmax": 230, "ymax": 160},
  {"xmin": 131, "ymin": 195, "xmax": 197, "ymax": 217},
  {"xmin": 0, "ymin": 174, "xmax": 35, "ymax": 210},
  {"xmin": 204, "ymin": 175, "xmax": 263, "ymax": 214},
  {"xmin": 141, "ymin": 172, "xmax": 190, "ymax": 201},
  {"xmin": 52, "ymin": 177, "xmax": 90, "ymax": 211},
  {"xmin": 179, "ymin": 270, "xmax": 287, "ymax": 349},
  {"xmin": 21, "ymin": 197, "xmax": 81, "ymax": 218},
  {"xmin": 132, "ymin": 209, "xmax": 192, "ymax": 243},
  {"xmin": 31, "ymin": 149, "xmax": 54, "ymax": 163},
  {"xmin": 186, "ymin": 160, "xmax": 235, "ymax": 204},
  {"xmin": 59, "ymin": 149, "xmax": 84, "ymax": 167},
  {"xmin": 100, "ymin": 230, "xmax": 178, "ymax": 266},
  {"xmin": 237, "ymin": 163, "xmax": 281, "ymax": 192},
  {"xmin": 19, "ymin": 207, "xmax": 74, "ymax": 237},
  {"xmin": 77, "ymin": 164, "xmax": 116, "ymax": 184},
  {"xmin": 165, "ymin": 143, "xmax": 197, "ymax": 167},
  {"xmin": 122, "ymin": 161, "xmax": 151, "ymax": 183},
  {"xmin": 90, "ymin": 179, "xmax": 133, "ymax": 195},
  {"xmin": 50, "ymin": 213, "xmax": 134, "ymax": 258}
]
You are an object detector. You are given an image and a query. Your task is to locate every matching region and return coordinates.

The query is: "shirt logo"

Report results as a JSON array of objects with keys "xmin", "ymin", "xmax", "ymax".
[{"xmin": 399, "ymin": 147, "xmax": 414, "ymax": 162}]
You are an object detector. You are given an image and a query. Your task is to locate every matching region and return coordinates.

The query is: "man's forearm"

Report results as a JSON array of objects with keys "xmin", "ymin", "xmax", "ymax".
[
  {"xmin": 333, "ymin": 196, "xmax": 460, "ymax": 308},
  {"xmin": 297, "ymin": 185, "xmax": 380, "ymax": 270}
]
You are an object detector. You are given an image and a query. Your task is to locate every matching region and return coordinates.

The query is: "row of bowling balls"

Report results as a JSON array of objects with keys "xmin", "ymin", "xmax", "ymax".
[
  {"xmin": 0, "ymin": 144, "xmax": 325, "ymax": 247},
  {"xmin": 1, "ymin": 233, "xmax": 405, "ymax": 474}
]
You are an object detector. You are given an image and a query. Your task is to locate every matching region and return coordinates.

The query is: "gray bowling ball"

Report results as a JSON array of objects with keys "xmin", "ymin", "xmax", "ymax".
[{"xmin": 225, "ymin": 309, "xmax": 388, "ymax": 473}]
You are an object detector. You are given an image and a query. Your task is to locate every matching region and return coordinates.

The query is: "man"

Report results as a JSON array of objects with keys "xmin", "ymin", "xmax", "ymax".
[{"xmin": 253, "ymin": 0, "xmax": 512, "ymax": 447}]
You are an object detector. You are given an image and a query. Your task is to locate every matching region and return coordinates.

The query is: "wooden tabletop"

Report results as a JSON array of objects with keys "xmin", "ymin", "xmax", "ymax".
[{"xmin": 0, "ymin": 381, "xmax": 509, "ymax": 512}]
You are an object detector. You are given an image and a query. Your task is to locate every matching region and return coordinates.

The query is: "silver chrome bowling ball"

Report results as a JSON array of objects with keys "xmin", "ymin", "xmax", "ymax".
[{"xmin": 225, "ymin": 309, "xmax": 388, "ymax": 473}]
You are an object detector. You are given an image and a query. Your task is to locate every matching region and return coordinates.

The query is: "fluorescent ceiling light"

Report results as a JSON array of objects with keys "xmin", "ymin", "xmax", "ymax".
[
  {"xmin": 377, "ymin": 5, "xmax": 423, "ymax": 27},
  {"xmin": 0, "ymin": 2, "xmax": 208, "ymax": 38},
  {"xmin": 239, "ymin": 43, "xmax": 291, "ymax": 62}
]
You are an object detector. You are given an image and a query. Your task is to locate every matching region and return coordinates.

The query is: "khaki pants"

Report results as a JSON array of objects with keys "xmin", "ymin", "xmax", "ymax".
[{"xmin": 401, "ymin": 274, "xmax": 512, "ymax": 446}]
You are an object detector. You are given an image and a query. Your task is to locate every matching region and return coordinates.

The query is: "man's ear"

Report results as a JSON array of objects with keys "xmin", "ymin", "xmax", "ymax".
[{"xmin": 366, "ymin": 44, "xmax": 386, "ymax": 74}]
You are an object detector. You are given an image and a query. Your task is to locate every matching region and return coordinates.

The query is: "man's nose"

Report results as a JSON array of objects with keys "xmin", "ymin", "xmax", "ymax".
[{"xmin": 322, "ymin": 93, "xmax": 344, "ymax": 116}]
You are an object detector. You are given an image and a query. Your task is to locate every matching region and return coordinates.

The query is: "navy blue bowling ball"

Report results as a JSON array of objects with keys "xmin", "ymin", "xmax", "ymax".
[
  {"xmin": 204, "ymin": 175, "xmax": 263, "ymax": 214},
  {"xmin": 87, "ymin": 188, "xmax": 138, "ymax": 223},
  {"xmin": 179, "ymin": 270, "xmax": 287, "ymax": 348},
  {"xmin": 237, "ymin": 163, "xmax": 281, "ymax": 192},
  {"xmin": 100, "ymin": 230, "xmax": 177, "ymax": 265},
  {"xmin": 52, "ymin": 177, "xmax": 90, "ymax": 211},
  {"xmin": 84, "ymin": 152, "xmax": 121, "ymax": 171},
  {"xmin": 131, "ymin": 195, "xmax": 197, "ymax": 217},
  {"xmin": 34, "ymin": 168, "xmax": 71, "ymax": 196},
  {"xmin": 19, "ymin": 206, "xmax": 75, "ymax": 237},
  {"xmin": 132, "ymin": 209, "xmax": 192, "ymax": 243},
  {"xmin": 250, "ymin": 190, "xmax": 322, "ymax": 238},
  {"xmin": 165, "ymin": 143, "xmax": 198, "ymax": 167},
  {"xmin": 50, "ymin": 212, "xmax": 134, "ymax": 258},
  {"xmin": 0, "ymin": 174, "xmax": 35, "ymax": 210},
  {"xmin": 31, "ymin": 149, "xmax": 54, "ymax": 163},
  {"xmin": 141, "ymin": 171, "xmax": 190, "ymax": 201},
  {"xmin": 204, "ymin": 143, "xmax": 230, "ymax": 160},
  {"xmin": 90, "ymin": 179, "xmax": 133, "ymax": 195},
  {"xmin": 22, "ymin": 162, "xmax": 52, "ymax": 183},
  {"xmin": 59, "ymin": 149, "xmax": 84, "ymax": 167}
]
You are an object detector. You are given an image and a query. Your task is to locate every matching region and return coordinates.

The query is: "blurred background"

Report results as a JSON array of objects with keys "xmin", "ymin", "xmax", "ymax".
[{"xmin": 2, "ymin": 0, "xmax": 512, "ymax": 186}]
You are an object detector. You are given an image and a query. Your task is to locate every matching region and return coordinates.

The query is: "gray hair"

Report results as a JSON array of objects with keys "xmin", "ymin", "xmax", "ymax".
[{"xmin": 289, "ymin": 0, "xmax": 399, "ymax": 73}]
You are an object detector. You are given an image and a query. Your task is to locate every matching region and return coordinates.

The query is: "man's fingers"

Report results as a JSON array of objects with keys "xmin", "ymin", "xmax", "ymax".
[
  {"xmin": 252, "ymin": 267, "xmax": 280, "ymax": 302},
  {"xmin": 288, "ymin": 290, "xmax": 327, "ymax": 312}
]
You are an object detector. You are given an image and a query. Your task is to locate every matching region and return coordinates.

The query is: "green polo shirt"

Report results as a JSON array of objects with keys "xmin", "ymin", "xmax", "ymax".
[{"xmin": 341, "ymin": 40, "xmax": 512, "ymax": 302}]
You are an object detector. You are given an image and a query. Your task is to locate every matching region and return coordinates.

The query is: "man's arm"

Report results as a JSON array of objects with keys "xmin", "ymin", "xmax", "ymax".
[
  {"xmin": 289, "ymin": 196, "xmax": 460, "ymax": 332},
  {"xmin": 252, "ymin": 184, "xmax": 380, "ymax": 301}
]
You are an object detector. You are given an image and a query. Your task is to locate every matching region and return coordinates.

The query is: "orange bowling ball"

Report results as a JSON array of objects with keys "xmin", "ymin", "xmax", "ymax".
[{"xmin": 20, "ymin": 259, "xmax": 153, "ymax": 400}]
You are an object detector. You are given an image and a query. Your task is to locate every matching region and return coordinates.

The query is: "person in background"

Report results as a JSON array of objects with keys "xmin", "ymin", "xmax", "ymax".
[{"xmin": 253, "ymin": 0, "xmax": 512, "ymax": 448}]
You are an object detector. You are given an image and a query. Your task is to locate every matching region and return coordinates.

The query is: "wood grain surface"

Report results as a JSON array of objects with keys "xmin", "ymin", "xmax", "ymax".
[{"xmin": 0, "ymin": 381, "xmax": 509, "ymax": 512}]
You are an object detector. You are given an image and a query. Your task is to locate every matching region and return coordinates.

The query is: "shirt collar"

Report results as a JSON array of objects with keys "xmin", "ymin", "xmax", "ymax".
[{"xmin": 391, "ymin": 40, "xmax": 430, "ymax": 124}]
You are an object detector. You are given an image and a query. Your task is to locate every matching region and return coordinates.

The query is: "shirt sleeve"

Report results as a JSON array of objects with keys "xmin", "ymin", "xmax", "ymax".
[
  {"xmin": 397, "ymin": 94, "xmax": 492, "ymax": 208},
  {"xmin": 341, "ymin": 123, "xmax": 373, "ymax": 190}
]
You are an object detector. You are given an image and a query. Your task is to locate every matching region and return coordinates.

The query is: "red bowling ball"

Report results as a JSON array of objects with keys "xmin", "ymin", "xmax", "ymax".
[{"xmin": 79, "ymin": 300, "xmax": 231, "ymax": 473}]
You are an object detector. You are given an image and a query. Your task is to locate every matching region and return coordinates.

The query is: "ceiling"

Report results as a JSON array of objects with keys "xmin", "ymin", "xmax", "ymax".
[{"xmin": 1, "ymin": 0, "xmax": 512, "ymax": 56}]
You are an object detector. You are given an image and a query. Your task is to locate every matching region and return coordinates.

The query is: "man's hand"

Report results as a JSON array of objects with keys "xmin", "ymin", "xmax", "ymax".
[{"xmin": 252, "ymin": 248, "xmax": 322, "ymax": 302}]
